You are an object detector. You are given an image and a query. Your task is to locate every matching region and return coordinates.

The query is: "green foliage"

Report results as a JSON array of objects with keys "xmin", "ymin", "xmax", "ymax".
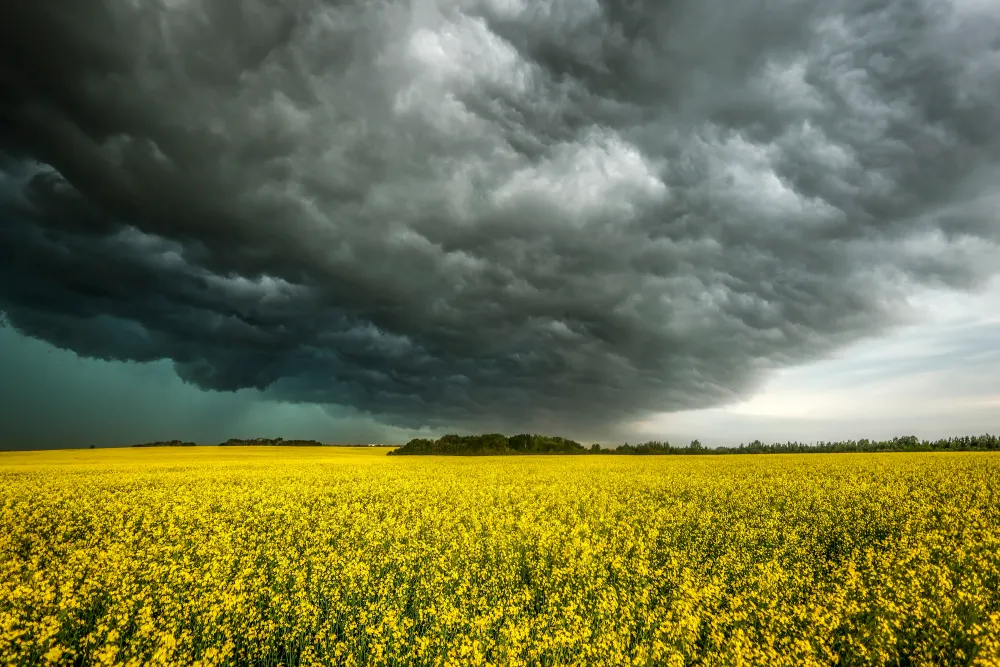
[
  {"xmin": 218, "ymin": 437, "xmax": 325, "ymax": 447},
  {"xmin": 131, "ymin": 440, "xmax": 197, "ymax": 448},
  {"xmin": 612, "ymin": 440, "xmax": 677, "ymax": 455},
  {"xmin": 388, "ymin": 433, "xmax": 586, "ymax": 456}
]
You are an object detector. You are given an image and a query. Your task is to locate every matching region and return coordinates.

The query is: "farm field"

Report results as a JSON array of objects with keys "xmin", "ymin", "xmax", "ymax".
[{"xmin": 2, "ymin": 448, "xmax": 999, "ymax": 666}]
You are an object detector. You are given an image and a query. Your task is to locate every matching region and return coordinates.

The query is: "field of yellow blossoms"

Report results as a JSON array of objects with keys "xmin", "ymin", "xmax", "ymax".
[{"xmin": 2, "ymin": 447, "xmax": 999, "ymax": 666}]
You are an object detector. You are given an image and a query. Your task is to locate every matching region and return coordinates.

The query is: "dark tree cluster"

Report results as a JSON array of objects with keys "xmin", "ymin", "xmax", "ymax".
[
  {"xmin": 388, "ymin": 433, "xmax": 586, "ymax": 456},
  {"xmin": 600, "ymin": 440, "xmax": 704, "ymax": 455},
  {"xmin": 131, "ymin": 440, "xmax": 197, "ymax": 448},
  {"xmin": 218, "ymin": 437, "xmax": 325, "ymax": 447}
]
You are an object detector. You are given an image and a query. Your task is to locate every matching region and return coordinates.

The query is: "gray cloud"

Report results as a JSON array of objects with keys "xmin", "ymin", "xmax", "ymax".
[{"xmin": 1, "ymin": 0, "xmax": 998, "ymax": 439}]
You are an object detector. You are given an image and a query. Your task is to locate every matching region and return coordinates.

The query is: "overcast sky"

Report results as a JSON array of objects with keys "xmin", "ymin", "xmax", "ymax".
[{"xmin": 1, "ymin": 0, "xmax": 998, "ymax": 449}]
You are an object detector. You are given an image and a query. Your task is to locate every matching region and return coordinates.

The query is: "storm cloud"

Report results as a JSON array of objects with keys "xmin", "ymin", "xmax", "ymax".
[{"xmin": 1, "ymin": 0, "xmax": 999, "ymax": 438}]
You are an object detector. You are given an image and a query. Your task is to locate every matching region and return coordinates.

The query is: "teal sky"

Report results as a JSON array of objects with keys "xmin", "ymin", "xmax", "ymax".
[{"xmin": 0, "ymin": 322, "xmax": 434, "ymax": 449}]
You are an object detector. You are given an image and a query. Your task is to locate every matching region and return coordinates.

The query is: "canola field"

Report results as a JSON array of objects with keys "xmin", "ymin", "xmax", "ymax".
[{"xmin": 2, "ymin": 448, "xmax": 999, "ymax": 667}]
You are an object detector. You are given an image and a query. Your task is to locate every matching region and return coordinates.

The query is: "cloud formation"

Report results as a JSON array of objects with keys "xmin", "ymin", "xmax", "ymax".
[{"xmin": 1, "ymin": 0, "xmax": 999, "ymax": 437}]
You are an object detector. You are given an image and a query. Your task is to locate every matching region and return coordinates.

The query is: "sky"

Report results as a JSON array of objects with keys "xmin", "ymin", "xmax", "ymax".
[{"xmin": 1, "ymin": 0, "xmax": 998, "ymax": 449}]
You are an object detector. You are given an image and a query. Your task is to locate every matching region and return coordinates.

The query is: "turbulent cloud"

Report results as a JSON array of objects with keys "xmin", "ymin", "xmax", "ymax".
[{"xmin": 1, "ymin": 0, "xmax": 998, "ymax": 437}]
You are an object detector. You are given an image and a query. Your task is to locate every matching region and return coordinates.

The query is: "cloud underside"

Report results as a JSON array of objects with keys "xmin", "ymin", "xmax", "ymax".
[{"xmin": 1, "ymin": 0, "xmax": 998, "ymax": 436}]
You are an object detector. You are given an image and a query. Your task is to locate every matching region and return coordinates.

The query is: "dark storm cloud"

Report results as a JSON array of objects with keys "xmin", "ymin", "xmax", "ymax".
[{"xmin": 1, "ymin": 0, "xmax": 998, "ymax": 437}]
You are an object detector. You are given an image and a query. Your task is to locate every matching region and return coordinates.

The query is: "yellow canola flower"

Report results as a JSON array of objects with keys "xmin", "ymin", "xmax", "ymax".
[{"xmin": 0, "ymin": 447, "xmax": 998, "ymax": 665}]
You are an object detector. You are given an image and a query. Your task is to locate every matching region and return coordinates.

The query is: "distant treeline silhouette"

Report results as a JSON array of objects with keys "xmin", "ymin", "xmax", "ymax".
[
  {"xmin": 131, "ymin": 440, "xmax": 197, "ymax": 448},
  {"xmin": 607, "ymin": 434, "xmax": 1000, "ymax": 454},
  {"xmin": 388, "ymin": 433, "xmax": 588, "ymax": 456},
  {"xmin": 389, "ymin": 433, "xmax": 1000, "ymax": 456},
  {"xmin": 218, "ymin": 437, "xmax": 325, "ymax": 447}
]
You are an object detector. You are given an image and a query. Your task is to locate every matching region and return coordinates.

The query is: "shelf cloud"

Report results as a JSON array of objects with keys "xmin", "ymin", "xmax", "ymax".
[{"xmin": 2, "ymin": 0, "xmax": 998, "ymax": 437}]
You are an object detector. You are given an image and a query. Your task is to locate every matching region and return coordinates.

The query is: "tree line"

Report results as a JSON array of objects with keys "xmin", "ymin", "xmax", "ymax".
[
  {"xmin": 387, "ymin": 433, "xmax": 588, "ymax": 456},
  {"xmin": 388, "ymin": 433, "xmax": 1000, "ymax": 456},
  {"xmin": 218, "ymin": 437, "xmax": 326, "ymax": 447},
  {"xmin": 131, "ymin": 440, "xmax": 197, "ymax": 448}
]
